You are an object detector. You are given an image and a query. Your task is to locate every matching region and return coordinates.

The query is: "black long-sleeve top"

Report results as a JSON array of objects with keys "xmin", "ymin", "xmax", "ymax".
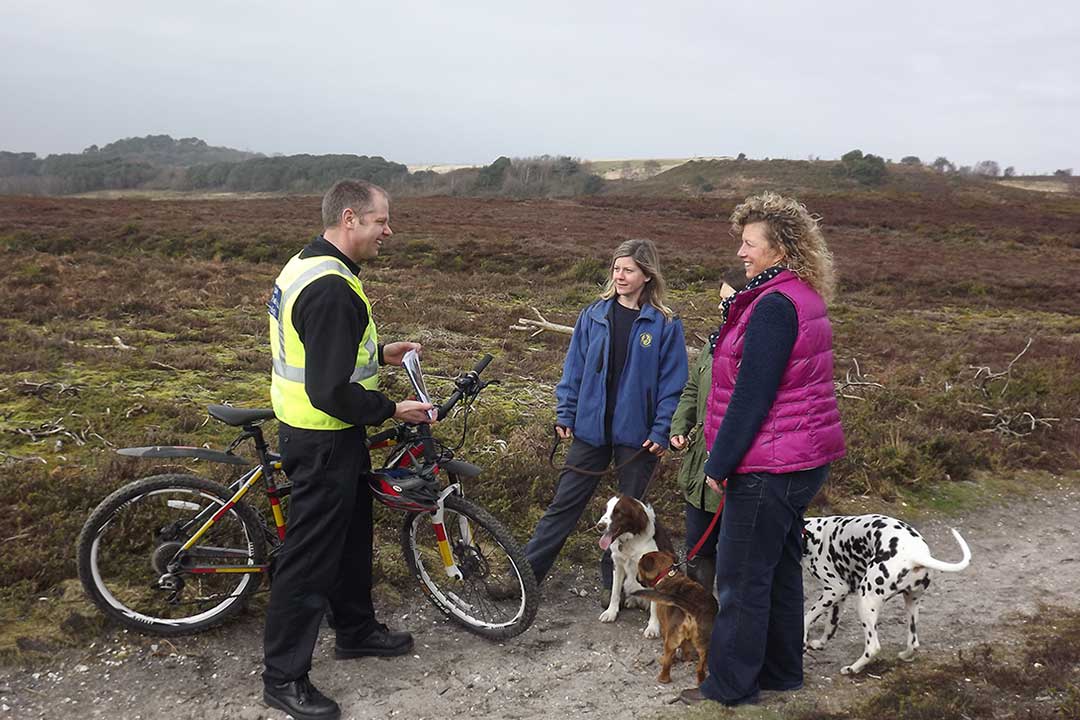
[
  {"xmin": 702, "ymin": 293, "xmax": 798, "ymax": 481},
  {"xmin": 290, "ymin": 237, "xmax": 396, "ymax": 428}
]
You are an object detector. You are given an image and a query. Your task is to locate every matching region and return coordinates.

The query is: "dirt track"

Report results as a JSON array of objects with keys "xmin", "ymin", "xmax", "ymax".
[{"xmin": 2, "ymin": 477, "xmax": 1078, "ymax": 719}]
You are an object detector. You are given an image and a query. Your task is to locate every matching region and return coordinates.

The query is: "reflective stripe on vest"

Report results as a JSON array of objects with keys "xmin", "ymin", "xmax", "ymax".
[{"xmin": 269, "ymin": 253, "xmax": 379, "ymax": 429}]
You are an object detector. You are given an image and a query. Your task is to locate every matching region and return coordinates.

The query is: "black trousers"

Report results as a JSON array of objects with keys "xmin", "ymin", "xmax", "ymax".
[
  {"xmin": 263, "ymin": 423, "xmax": 378, "ymax": 684},
  {"xmin": 523, "ymin": 438, "xmax": 658, "ymax": 586}
]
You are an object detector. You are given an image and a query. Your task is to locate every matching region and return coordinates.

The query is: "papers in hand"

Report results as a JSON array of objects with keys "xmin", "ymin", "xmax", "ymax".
[{"xmin": 402, "ymin": 349, "xmax": 437, "ymax": 421}]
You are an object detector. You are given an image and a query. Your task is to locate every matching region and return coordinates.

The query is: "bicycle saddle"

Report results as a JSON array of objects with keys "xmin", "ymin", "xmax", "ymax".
[{"xmin": 208, "ymin": 405, "xmax": 277, "ymax": 426}]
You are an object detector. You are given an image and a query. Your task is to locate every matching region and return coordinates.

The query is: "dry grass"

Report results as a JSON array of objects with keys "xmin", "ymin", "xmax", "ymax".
[{"xmin": 0, "ymin": 191, "xmax": 1078, "ymax": 659}]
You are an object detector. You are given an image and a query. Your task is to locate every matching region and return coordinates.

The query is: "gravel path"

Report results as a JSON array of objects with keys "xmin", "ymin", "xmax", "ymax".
[{"xmin": 2, "ymin": 476, "xmax": 1078, "ymax": 719}]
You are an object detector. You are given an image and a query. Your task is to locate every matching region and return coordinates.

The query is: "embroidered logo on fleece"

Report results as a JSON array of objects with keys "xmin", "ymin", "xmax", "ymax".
[{"xmin": 639, "ymin": 332, "xmax": 653, "ymax": 348}]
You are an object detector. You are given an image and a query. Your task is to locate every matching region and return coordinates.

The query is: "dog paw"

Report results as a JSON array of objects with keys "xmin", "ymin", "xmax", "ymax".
[
  {"xmin": 898, "ymin": 649, "xmax": 916, "ymax": 662},
  {"xmin": 599, "ymin": 608, "xmax": 618, "ymax": 623},
  {"xmin": 643, "ymin": 622, "xmax": 660, "ymax": 639},
  {"xmin": 840, "ymin": 665, "xmax": 857, "ymax": 675},
  {"xmin": 656, "ymin": 673, "xmax": 672, "ymax": 684},
  {"xmin": 808, "ymin": 639, "xmax": 827, "ymax": 650}
]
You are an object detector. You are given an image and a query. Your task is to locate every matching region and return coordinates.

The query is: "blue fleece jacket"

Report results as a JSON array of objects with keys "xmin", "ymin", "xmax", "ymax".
[{"xmin": 555, "ymin": 298, "xmax": 689, "ymax": 448}]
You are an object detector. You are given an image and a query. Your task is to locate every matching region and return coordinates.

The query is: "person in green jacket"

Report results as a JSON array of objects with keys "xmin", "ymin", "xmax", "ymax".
[{"xmin": 669, "ymin": 282, "xmax": 736, "ymax": 596}]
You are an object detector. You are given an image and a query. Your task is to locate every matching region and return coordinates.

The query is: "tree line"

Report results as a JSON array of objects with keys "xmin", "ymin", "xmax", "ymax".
[
  {"xmin": 0, "ymin": 135, "xmax": 604, "ymax": 198},
  {"xmin": 1, "ymin": 134, "xmax": 1072, "ymax": 196}
]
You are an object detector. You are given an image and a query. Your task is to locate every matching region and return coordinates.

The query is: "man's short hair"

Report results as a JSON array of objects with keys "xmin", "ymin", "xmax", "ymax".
[{"xmin": 321, "ymin": 180, "xmax": 388, "ymax": 229}]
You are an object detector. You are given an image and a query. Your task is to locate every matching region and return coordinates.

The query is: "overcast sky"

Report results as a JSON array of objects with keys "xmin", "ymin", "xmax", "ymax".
[{"xmin": 2, "ymin": 1, "xmax": 1077, "ymax": 173}]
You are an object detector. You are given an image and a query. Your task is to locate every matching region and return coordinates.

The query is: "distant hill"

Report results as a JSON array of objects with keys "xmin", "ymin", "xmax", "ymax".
[
  {"xmin": 599, "ymin": 156, "xmax": 1080, "ymax": 200},
  {"xmin": 611, "ymin": 157, "xmax": 953, "ymax": 196},
  {"xmin": 2, "ymin": 135, "xmax": 1074, "ymax": 200},
  {"xmin": 84, "ymin": 135, "xmax": 260, "ymax": 166},
  {"xmin": 184, "ymin": 154, "xmax": 410, "ymax": 193},
  {"xmin": 0, "ymin": 134, "xmax": 262, "ymax": 195},
  {"xmin": 0, "ymin": 138, "xmax": 605, "ymax": 199}
]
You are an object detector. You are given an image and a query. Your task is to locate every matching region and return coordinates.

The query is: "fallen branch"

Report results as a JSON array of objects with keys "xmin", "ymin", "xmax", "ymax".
[
  {"xmin": 511, "ymin": 307, "xmax": 574, "ymax": 338},
  {"xmin": 0, "ymin": 450, "xmax": 47, "ymax": 465},
  {"xmin": 65, "ymin": 336, "xmax": 135, "ymax": 351},
  {"xmin": 1, "ymin": 531, "xmax": 32, "ymax": 544},
  {"xmin": 834, "ymin": 358, "xmax": 885, "ymax": 401},
  {"xmin": 511, "ymin": 306, "xmax": 708, "ymax": 359},
  {"xmin": 970, "ymin": 338, "xmax": 1033, "ymax": 398},
  {"xmin": 959, "ymin": 401, "xmax": 1059, "ymax": 437},
  {"xmin": 16, "ymin": 380, "xmax": 81, "ymax": 398}
]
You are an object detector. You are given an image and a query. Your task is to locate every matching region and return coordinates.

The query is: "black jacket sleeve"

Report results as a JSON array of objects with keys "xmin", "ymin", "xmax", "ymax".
[
  {"xmin": 291, "ymin": 275, "xmax": 396, "ymax": 427},
  {"xmin": 703, "ymin": 293, "xmax": 798, "ymax": 481}
]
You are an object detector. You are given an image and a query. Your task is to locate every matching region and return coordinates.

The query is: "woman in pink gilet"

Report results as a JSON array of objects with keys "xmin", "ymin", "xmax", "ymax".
[{"xmin": 679, "ymin": 192, "xmax": 845, "ymax": 707}]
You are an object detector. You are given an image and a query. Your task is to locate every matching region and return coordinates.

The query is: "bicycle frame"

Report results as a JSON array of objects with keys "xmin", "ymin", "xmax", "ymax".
[
  {"xmin": 132, "ymin": 354, "xmax": 494, "ymax": 585},
  {"xmin": 172, "ymin": 462, "xmax": 282, "ymax": 577},
  {"xmin": 149, "ymin": 424, "xmax": 470, "ymax": 582}
]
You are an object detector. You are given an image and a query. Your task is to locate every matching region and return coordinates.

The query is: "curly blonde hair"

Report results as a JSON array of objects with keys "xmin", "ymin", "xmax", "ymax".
[{"xmin": 730, "ymin": 192, "xmax": 836, "ymax": 303}]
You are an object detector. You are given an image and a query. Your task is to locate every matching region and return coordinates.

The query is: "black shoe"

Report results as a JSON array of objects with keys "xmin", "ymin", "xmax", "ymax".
[
  {"xmin": 334, "ymin": 623, "xmax": 414, "ymax": 659},
  {"xmin": 263, "ymin": 675, "xmax": 340, "ymax": 720}
]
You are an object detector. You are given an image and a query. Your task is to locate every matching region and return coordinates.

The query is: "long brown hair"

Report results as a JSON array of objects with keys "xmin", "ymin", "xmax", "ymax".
[{"xmin": 599, "ymin": 238, "xmax": 673, "ymax": 319}]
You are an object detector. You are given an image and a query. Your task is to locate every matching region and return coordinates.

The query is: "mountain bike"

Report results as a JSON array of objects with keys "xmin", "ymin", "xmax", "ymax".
[{"xmin": 76, "ymin": 355, "xmax": 539, "ymax": 640}]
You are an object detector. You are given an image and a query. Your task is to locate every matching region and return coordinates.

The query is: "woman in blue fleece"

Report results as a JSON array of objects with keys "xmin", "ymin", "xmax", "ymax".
[{"xmin": 523, "ymin": 238, "xmax": 689, "ymax": 588}]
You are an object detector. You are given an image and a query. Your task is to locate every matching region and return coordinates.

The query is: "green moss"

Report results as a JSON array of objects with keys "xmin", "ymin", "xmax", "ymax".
[{"xmin": 2, "ymin": 192, "xmax": 1079, "ymax": 665}]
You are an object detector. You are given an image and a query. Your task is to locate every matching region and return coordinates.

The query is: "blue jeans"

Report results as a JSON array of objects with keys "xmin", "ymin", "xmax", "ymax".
[{"xmin": 699, "ymin": 466, "xmax": 828, "ymax": 705}]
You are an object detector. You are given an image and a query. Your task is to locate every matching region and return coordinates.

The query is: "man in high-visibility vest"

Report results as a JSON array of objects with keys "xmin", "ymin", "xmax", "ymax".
[{"xmin": 263, "ymin": 179, "xmax": 433, "ymax": 720}]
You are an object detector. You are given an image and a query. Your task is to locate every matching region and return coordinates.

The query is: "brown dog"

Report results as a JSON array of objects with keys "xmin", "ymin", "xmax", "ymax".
[{"xmin": 635, "ymin": 550, "xmax": 718, "ymax": 684}]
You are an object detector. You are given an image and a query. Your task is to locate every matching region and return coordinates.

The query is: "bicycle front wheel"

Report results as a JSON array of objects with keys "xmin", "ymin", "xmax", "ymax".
[
  {"xmin": 76, "ymin": 473, "xmax": 267, "ymax": 636},
  {"xmin": 401, "ymin": 493, "xmax": 539, "ymax": 640}
]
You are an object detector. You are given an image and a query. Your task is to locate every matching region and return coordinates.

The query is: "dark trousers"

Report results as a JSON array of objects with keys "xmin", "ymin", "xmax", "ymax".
[
  {"xmin": 523, "ymin": 438, "xmax": 657, "ymax": 586},
  {"xmin": 699, "ymin": 466, "xmax": 828, "ymax": 705},
  {"xmin": 685, "ymin": 501, "xmax": 722, "ymax": 593},
  {"xmin": 263, "ymin": 424, "xmax": 378, "ymax": 684},
  {"xmin": 685, "ymin": 502, "xmax": 722, "ymax": 560}
]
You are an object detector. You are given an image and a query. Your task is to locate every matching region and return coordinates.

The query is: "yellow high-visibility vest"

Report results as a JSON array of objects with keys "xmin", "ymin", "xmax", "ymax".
[{"xmin": 268, "ymin": 253, "xmax": 379, "ymax": 429}]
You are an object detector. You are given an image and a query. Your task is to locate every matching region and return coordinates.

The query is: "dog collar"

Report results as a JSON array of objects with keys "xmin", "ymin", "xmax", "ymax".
[{"xmin": 650, "ymin": 565, "xmax": 677, "ymax": 588}]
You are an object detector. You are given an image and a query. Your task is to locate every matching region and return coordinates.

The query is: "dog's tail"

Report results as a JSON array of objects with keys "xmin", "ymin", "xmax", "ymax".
[
  {"xmin": 633, "ymin": 589, "xmax": 715, "ymax": 616},
  {"xmin": 915, "ymin": 528, "xmax": 971, "ymax": 572}
]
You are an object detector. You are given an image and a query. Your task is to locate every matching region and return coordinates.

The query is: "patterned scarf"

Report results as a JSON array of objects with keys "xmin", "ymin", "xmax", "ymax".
[{"xmin": 712, "ymin": 265, "xmax": 785, "ymax": 354}]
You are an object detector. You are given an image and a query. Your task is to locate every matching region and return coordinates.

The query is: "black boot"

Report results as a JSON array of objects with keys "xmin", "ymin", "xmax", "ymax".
[
  {"xmin": 263, "ymin": 675, "xmax": 340, "ymax": 720},
  {"xmin": 334, "ymin": 622, "xmax": 414, "ymax": 659}
]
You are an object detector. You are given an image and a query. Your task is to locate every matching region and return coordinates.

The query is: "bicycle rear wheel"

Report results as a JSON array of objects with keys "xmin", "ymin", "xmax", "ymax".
[
  {"xmin": 401, "ymin": 492, "xmax": 538, "ymax": 640},
  {"xmin": 76, "ymin": 473, "xmax": 266, "ymax": 636}
]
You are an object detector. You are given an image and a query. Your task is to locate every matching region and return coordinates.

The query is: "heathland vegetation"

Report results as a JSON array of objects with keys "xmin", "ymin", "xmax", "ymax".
[
  {"xmin": 1, "ymin": 137, "xmax": 1078, "ymax": 716},
  {"xmin": 2, "ymin": 181, "xmax": 1078, "ymax": 640}
]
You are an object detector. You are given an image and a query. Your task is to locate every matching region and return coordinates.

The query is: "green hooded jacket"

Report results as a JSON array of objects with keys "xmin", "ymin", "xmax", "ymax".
[{"xmin": 669, "ymin": 347, "xmax": 724, "ymax": 512}]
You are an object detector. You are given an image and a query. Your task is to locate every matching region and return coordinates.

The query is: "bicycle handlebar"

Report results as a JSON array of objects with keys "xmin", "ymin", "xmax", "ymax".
[
  {"xmin": 366, "ymin": 354, "xmax": 494, "ymax": 446},
  {"xmin": 367, "ymin": 426, "xmax": 398, "ymax": 446},
  {"xmin": 437, "ymin": 353, "xmax": 493, "ymax": 421}
]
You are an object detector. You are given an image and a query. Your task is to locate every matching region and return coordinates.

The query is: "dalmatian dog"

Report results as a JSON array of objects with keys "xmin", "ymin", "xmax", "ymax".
[{"xmin": 802, "ymin": 514, "xmax": 971, "ymax": 675}]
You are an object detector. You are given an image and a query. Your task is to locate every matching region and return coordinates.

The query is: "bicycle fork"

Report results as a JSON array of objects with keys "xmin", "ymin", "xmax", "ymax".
[{"xmin": 431, "ymin": 485, "xmax": 468, "ymax": 580}]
